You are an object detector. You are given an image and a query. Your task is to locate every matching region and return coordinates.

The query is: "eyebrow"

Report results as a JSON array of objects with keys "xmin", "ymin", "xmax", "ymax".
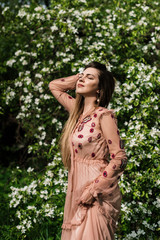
[{"xmin": 81, "ymin": 73, "xmax": 95, "ymax": 77}]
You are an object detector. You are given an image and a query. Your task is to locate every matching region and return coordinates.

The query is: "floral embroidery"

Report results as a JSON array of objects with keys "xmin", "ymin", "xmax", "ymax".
[
  {"xmin": 103, "ymin": 171, "xmax": 107, "ymax": 177},
  {"xmin": 99, "ymin": 108, "xmax": 103, "ymax": 111},
  {"xmin": 112, "ymin": 164, "xmax": 116, "ymax": 169},
  {"xmin": 91, "ymin": 153, "xmax": 95, "ymax": 157},
  {"xmin": 108, "ymin": 139, "xmax": 112, "ymax": 144},
  {"xmin": 120, "ymin": 159, "xmax": 127, "ymax": 169},
  {"xmin": 78, "ymin": 143, "xmax": 82, "ymax": 149},
  {"xmin": 75, "ymin": 149, "xmax": 78, "ymax": 153},
  {"xmin": 120, "ymin": 139, "xmax": 124, "ymax": 149},
  {"xmin": 111, "ymin": 153, "xmax": 115, "ymax": 158},
  {"xmin": 94, "ymin": 114, "xmax": 97, "ymax": 118},
  {"xmin": 78, "ymin": 124, "xmax": 84, "ymax": 132},
  {"xmin": 95, "ymin": 179, "xmax": 99, "ymax": 183},
  {"xmin": 61, "ymin": 78, "xmax": 65, "ymax": 81},
  {"xmin": 72, "ymin": 142, "xmax": 74, "ymax": 146},
  {"xmin": 88, "ymin": 137, "xmax": 92, "ymax": 143},
  {"xmin": 111, "ymin": 114, "xmax": 114, "ymax": 118},
  {"xmin": 68, "ymin": 96, "xmax": 72, "ymax": 99},
  {"xmin": 97, "ymin": 133, "xmax": 101, "ymax": 139},
  {"xmin": 90, "ymin": 128, "xmax": 94, "ymax": 133},
  {"xmin": 82, "ymin": 116, "xmax": 92, "ymax": 123},
  {"xmin": 117, "ymin": 130, "xmax": 120, "ymax": 135},
  {"xmin": 78, "ymin": 134, "xmax": 83, "ymax": 138},
  {"xmin": 91, "ymin": 122, "xmax": 95, "ymax": 127}
]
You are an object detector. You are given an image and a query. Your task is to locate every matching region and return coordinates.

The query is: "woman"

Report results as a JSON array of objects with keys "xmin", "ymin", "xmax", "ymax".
[{"xmin": 49, "ymin": 61, "xmax": 128, "ymax": 240}]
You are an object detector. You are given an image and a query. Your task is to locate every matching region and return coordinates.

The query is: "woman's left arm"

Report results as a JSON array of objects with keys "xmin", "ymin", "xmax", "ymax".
[{"xmin": 78, "ymin": 110, "xmax": 128, "ymax": 205}]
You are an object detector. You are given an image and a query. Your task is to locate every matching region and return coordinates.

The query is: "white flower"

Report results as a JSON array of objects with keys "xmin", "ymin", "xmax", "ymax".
[
  {"xmin": 27, "ymin": 167, "xmax": 34, "ymax": 173},
  {"xmin": 52, "ymin": 118, "xmax": 58, "ymax": 124},
  {"xmin": 26, "ymin": 220, "xmax": 32, "ymax": 229},
  {"xmin": 51, "ymin": 25, "xmax": 58, "ymax": 32},
  {"xmin": 17, "ymin": 9, "xmax": 26, "ymax": 18},
  {"xmin": 46, "ymin": 170, "xmax": 54, "ymax": 178},
  {"xmin": 27, "ymin": 206, "xmax": 36, "ymax": 210},
  {"xmin": 34, "ymin": 6, "xmax": 43, "ymax": 11},
  {"xmin": 24, "ymin": 77, "xmax": 31, "ymax": 85},
  {"xmin": 51, "ymin": 138, "xmax": 56, "ymax": 146},
  {"xmin": 41, "ymin": 67, "xmax": 49, "ymax": 72},
  {"xmin": 35, "ymin": 98, "xmax": 40, "ymax": 105},
  {"xmin": 55, "ymin": 188, "xmax": 60, "ymax": 194},
  {"xmin": 15, "ymin": 50, "xmax": 22, "ymax": 56},
  {"xmin": 22, "ymin": 60, "xmax": 28, "ymax": 65},
  {"xmin": 6, "ymin": 59, "xmax": 16, "ymax": 67},
  {"xmin": 43, "ymin": 178, "xmax": 52, "ymax": 186},
  {"xmin": 2, "ymin": 7, "xmax": 9, "ymax": 14},
  {"xmin": 35, "ymin": 73, "xmax": 42, "ymax": 78}
]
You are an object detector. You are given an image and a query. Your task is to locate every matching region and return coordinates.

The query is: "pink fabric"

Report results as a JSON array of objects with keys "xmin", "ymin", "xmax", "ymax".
[{"xmin": 49, "ymin": 75, "xmax": 128, "ymax": 240}]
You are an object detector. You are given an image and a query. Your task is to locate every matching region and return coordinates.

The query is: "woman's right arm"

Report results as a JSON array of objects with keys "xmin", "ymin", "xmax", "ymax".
[{"xmin": 49, "ymin": 74, "xmax": 79, "ymax": 113}]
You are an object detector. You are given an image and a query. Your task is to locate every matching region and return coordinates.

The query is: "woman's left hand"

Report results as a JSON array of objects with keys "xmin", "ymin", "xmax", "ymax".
[{"xmin": 77, "ymin": 188, "xmax": 96, "ymax": 205}]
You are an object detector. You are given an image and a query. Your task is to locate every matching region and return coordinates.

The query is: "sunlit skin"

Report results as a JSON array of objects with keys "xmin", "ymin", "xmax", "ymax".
[{"xmin": 76, "ymin": 67, "xmax": 100, "ymax": 116}]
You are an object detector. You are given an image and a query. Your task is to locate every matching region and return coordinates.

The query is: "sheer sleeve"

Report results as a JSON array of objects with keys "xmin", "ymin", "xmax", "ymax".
[
  {"xmin": 49, "ymin": 74, "xmax": 79, "ymax": 113},
  {"xmin": 82, "ymin": 110, "xmax": 128, "ymax": 202}
]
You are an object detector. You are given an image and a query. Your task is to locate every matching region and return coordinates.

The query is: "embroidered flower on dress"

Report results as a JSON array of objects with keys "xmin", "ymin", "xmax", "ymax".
[
  {"xmin": 90, "ymin": 128, "xmax": 94, "ymax": 133},
  {"xmin": 82, "ymin": 116, "xmax": 92, "ymax": 123},
  {"xmin": 97, "ymin": 133, "xmax": 101, "ymax": 139},
  {"xmin": 99, "ymin": 109, "xmax": 103, "ymax": 111},
  {"xmin": 91, "ymin": 122, "xmax": 95, "ymax": 127},
  {"xmin": 68, "ymin": 96, "xmax": 72, "ymax": 99},
  {"xmin": 94, "ymin": 114, "xmax": 97, "ymax": 118},
  {"xmin": 72, "ymin": 142, "xmax": 74, "ymax": 146},
  {"xmin": 108, "ymin": 139, "xmax": 112, "ymax": 144},
  {"xmin": 103, "ymin": 171, "xmax": 107, "ymax": 177},
  {"xmin": 61, "ymin": 78, "xmax": 65, "ymax": 81},
  {"xmin": 91, "ymin": 153, "xmax": 95, "ymax": 157},
  {"xmin": 111, "ymin": 114, "xmax": 114, "ymax": 118},
  {"xmin": 75, "ymin": 149, "xmax": 78, "ymax": 153},
  {"xmin": 78, "ymin": 134, "xmax": 83, "ymax": 138},
  {"xmin": 78, "ymin": 143, "xmax": 82, "ymax": 149},
  {"xmin": 78, "ymin": 124, "xmax": 84, "ymax": 132},
  {"xmin": 112, "ymin": 164, "xmax": 116, "ymax": 169},
  {"xmin": 88, "ymin": 137, "xmax": 92, "ymax": 143},
  {"xmin": 95, "ymin": 179, "xmax": 99, "ymax": 183},
  {"xmin": 111, "ymin": 153, "xmax": 115, "ymax": 158}
]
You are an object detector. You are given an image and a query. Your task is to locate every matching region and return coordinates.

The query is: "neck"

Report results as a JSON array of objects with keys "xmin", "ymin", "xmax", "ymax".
[{"xmin": 82, "ymin": 96, "xmax": 98, "ymax": 116}]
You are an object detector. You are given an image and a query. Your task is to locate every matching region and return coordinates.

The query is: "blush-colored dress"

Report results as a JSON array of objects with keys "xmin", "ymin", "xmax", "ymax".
[{"xmin": 49, "ymin": 74, "xmax": 128, "ymax": 240}]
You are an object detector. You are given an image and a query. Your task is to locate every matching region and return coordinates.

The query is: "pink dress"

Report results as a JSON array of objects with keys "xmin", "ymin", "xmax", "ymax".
[{"xmin": 49, "ymin": 75, "xmax": 128, "ymax": 240}]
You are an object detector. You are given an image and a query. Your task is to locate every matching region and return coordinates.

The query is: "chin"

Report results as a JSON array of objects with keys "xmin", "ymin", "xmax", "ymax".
[{"xmin": 76, "ymin": 90, "xmax": 84, "ymax": 97}]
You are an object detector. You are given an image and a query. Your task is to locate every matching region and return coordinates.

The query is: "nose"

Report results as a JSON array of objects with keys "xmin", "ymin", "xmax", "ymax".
[{"xmin": 79, "ymin": 74, "xmax": 85, "ymax": 83}]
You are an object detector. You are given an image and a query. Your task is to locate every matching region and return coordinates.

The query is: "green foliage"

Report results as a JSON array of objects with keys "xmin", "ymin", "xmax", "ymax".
[{"xmin": 0, "ymin": 0, "xmax": 160, "ymax": 239}]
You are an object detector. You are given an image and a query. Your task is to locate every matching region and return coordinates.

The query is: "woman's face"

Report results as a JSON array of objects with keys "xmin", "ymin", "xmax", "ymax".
[{"xmin": 76, "ymin": 67, "xmax": 100, "ymax": 97}]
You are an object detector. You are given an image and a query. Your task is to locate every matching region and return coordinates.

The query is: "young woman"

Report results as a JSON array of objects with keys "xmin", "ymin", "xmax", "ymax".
[{"xmin": 49, "ymin": 61, "xmax": 128, "ymax": 240}]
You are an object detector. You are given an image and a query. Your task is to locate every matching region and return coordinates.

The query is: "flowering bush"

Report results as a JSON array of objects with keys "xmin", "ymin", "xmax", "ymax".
[
  {"xmin": 8, "ymin": 152, "xmax": 67, "ymax": 239},
  {"xmin": 0, "ymin": 0, "xmax": 160, "ymax": 239}
]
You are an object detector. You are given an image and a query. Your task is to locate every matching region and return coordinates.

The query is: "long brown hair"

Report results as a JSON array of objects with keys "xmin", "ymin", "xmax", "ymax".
[{"xmin": 59, "ymin": 61, "xmax": 116, "ymax": 171}]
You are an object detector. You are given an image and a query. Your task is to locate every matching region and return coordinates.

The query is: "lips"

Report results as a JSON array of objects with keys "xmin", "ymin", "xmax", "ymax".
[{"xmin": 78, "ymin": 84, "xmax": 84, "ymax": 87}]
